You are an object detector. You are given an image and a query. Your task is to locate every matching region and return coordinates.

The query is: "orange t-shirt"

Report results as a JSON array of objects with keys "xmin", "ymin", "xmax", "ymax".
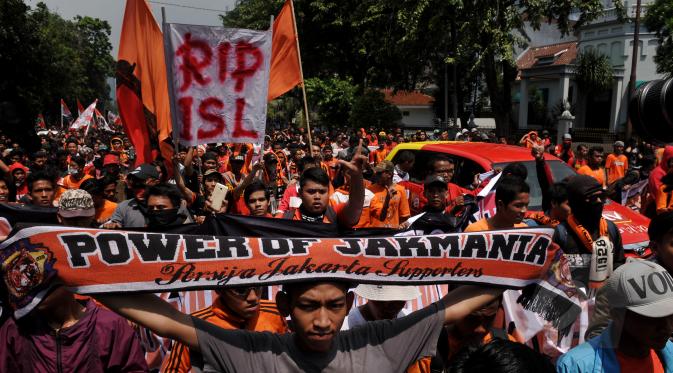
[
  {"xmin": 61, "ymin": 174, "xmax": 93, "ymax": 190},
  {"xmin": 577, "ymin": 165, "xmax": 606, "ymax": 188},
  {"xmin": 161, "ymin": 298, "xmax": 287, "ymax": 373},
  {"xmin": 95, "ymin": 199, "xmax": 118, "ymax": 223},
  {"xmin": 616, "ymin": 349, "xmax": 664, "ymax": 373},
  {"xmin": 464, "ymin": 218, "xmax": 528, "ymax": 232},
  {"xmin": 605, "ymin": 154, "xmax": 628, "ymax": 185},
  {"xmin": 655, "ymin": 185, "xmax": 673, "ymax": 215},
  {"xmin": 368, "ymin": 183, "xmax": 410, "ymax": 229}
]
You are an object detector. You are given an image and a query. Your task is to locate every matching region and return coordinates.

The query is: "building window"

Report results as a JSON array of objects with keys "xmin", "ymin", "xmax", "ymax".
[{"xmin": 610, "ymin": 41, "xmax": 622, "ymax": 66}]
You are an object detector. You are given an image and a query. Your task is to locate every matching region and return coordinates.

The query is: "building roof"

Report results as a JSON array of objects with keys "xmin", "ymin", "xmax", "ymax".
[
  {"xmin": 516, "ymin": 41, "xmax": 577, "ymax": 71},
  {"xmin": 381, "ymin": 89, "xmax": 434, "ymax": 107}
]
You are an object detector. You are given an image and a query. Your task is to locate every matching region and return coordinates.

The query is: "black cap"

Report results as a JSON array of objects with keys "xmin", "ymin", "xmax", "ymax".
[
  {"xmin": 649, "ymin": 211, "xmax": 673, "ymax": 242},
  {"xmin": 128, "ymin": 163, "xmax": 160, "ymax": 180},
  {"xmin": 424, "ymin": 175, "xmax": 448, "ymax": 189}
]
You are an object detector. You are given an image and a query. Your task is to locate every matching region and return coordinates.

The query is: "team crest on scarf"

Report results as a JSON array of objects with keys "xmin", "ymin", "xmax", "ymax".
[{"xmin": 1, "ymin": 238, "xmax": 57, "ymax": 306}]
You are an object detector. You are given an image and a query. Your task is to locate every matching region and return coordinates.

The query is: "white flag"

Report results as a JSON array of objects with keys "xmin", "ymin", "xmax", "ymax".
[
  {"xmin": 70, "ymin": 100, "xmax": 98, "ymax": 130},
  {"xmin": 165, "ymin": 24, "xmax": 272, "ymax": 146}
]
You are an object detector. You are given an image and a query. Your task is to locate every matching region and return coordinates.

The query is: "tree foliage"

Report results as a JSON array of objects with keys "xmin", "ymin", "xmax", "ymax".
[
  {"xmin": 574, "ymin": 49, "xmax": 614, "ymax": 95},
  {"xmin": 349, "ymin": 89, "xmax": 401, "ymax": 130},
  {"xmin": 223, "ymin": 0, "xmax": 624, "ymax": 134},
  {"xmin": 304, "ymin": 77, "xmax": 357, "ymax": 127},
  {"xmin": 0, "ymin": 1, "xmax": 113, "ymax": 148},
  {"xmin": 644, "ymin": 0, "xmax": 673, "ymax": 77}
]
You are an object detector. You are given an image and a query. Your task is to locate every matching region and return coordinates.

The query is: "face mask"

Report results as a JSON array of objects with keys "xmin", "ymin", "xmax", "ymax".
[
  {"xmin": 147, "ymin": 208, "xmax": 180, "ymax": 226},
  {"xmin": 574, "ymin": 201, "xmax": 603, "ymax": 229},
  {"xmin": 67, "ymin": 168, "xmax": 78, "ymax": 176}
]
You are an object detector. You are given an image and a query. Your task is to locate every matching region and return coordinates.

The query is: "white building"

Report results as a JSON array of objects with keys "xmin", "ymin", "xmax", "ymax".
[
  {"xmin": 515, "ymin": 0, "xmax": 664, "ymax": 134},
  {"xmin": 382, "ymin": 89, "xmax": 436, "ymax": 128}
]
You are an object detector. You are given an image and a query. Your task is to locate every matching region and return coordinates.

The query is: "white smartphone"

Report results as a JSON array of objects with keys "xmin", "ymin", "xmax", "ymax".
[{"xmin": 210, "ymin": 183, "xmax": 229, "ymax": 212}]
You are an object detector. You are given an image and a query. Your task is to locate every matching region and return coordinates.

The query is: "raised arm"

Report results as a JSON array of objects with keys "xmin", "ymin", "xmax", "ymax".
[
  {"xmin": 93, "ymin": 293, "xmax": 200, "ymax": 352},
  {"xmin": 441, "ymin": 285, "xmax": 503, "ymax": 325},
  {"xmin": 338, "ymin": 141, "xmax": 366, "ymax": 228}
]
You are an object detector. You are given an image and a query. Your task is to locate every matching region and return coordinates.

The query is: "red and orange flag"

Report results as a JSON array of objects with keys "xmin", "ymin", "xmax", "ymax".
[
  {"xmin": 268, "ymin": 0, "xmax": 302, "ymax": 101},
  {"xmin": 116, "ymin": 0, "xmax": 172, "ymax": 168}
]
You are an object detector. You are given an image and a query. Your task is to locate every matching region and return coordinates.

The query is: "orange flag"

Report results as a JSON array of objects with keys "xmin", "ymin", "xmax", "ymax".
[
  {"xmin": 116, "ymin": 0, "xmax": 172, "ymax": 169},
  {"xmin": 268, "ymin": 0, "xmax": 302, "ymax": 101}
]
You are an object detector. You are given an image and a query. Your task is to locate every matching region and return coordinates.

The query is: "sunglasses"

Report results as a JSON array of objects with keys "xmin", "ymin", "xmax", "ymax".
[{"xmin": 228, "ymin": 286, "xmax": 263, "ymax": 298}]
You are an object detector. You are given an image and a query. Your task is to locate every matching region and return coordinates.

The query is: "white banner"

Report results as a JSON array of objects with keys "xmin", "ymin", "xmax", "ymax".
[
  {"xmin": 166, "ymin": 24, "xmax": 271, "ymax": 146},
  {"xmin": 70, "ymin": 100, "xmax": 97, "ymax": 131}
]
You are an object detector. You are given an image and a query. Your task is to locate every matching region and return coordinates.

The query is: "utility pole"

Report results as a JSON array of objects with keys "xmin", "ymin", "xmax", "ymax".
[
  {"xmin": 451, "ymin": 13, "xmax": 458, "ymax": 129},
  {"xmin": 626, "ymin": 0, "xmax": 642, "ymax": 139}
]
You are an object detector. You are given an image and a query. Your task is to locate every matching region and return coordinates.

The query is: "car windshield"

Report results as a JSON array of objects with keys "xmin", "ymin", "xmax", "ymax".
[{"xmin": 493, "ymin": 160, "xmax": 576, "ymax": 210}]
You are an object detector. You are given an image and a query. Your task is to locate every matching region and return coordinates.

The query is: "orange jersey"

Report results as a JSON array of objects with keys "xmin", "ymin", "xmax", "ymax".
[
  {"xmin": 61, "ymin": 174, "xmax": 93, "ymax": 190},
  {"xmin": 605, "ymin": 154, "xmax": 628, "ymax": 184},
  {"xmin": 464, "ymin": 218, "xmax": 527, "ymax": 232},
  {"xmin": 367, "ymin": 183, "xmax": 410, "ymax": 228},
  {"xmin": 655, "ymin": 185, "xmax": 673, "ymax": 215},
  {"xmin": 577, "ymin": 165, "xmax": 606, "ymax": 188},
  {"xmin": 95, "ymin": 199, "xmax": 118, "ymax": 223},
  {"xmin": 161, "ymin": 297, "xmax": 287, "ymax": 373}
]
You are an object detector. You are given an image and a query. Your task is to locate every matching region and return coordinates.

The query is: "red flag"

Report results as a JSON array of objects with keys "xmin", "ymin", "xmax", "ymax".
[
  {"xmin": 76, "ymin": 99, "xmax": 85, "ymax": 116},
  {"xmin": 36, "ymin": 114, "xmax": 46, "ymax": 129},
  {"xmin": 116, "ymin": 0, "xmax": 172, "ymax": 169},
  {"xmin": 60, "ymin": 99, "xmax": 73, "ymax": 119},
  {"xmin": 268, "ymin": 0, "xmax": 302, "ymax": 101}
]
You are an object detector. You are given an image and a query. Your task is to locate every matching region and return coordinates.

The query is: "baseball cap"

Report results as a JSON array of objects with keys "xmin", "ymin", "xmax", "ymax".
[
  {"xmin": 354, "ymin": 284, "xmax": 421, "ymax": 302},
  {"xmin": 424, "ymin": 175, "xmax": 448, "ymax": 189},
  {"xmin": 58, "ymin": 189, "xmax": 95, "ymax": 218},
  {"xmin": 103, "ymin": 154, "xmax": 119, "ymax": 166},
  {"xmin": 203, "ymin": 169, "xmax": 223, "ymax": 180},
  {"xmin": 373, "ymin": 160, "xmax": 394, "ymax": 173},
  {"xmin": 614, "ymin": 140, "xmax": 625, "ymax": 147},
  {"xmin": 128, "ymin": 163, "xmax": 160, "ymax": 180},
  {"xmin": 563, "ymin": 133, "xmax": 572, "ymax": 140},
  {"xmin": 604, "ymin": 258, "xmax": 673, "ymax": 318}
]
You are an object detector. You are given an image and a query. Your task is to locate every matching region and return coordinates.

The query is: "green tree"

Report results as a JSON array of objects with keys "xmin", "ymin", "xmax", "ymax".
[
  {"xmin": 0, "ymin": 1, "xmax": 113, "ymax": 149},
  {"xmin": 644, "ymin": 0, "xmax": 673, "ymax": 76},
  {"xmin": 349, "ymin": 89, "xmax": 401, "ymax": 129},
  {"xmin": 574, "ymin": 49, "xmax": 614, "ymax": 95},
  {"xmin": 223, "ymin": 0, "xmax": 623, "ymax": 134},
  {"xmin": 305, "ymin": 77, "xmax": 357, "ymax": 127}
]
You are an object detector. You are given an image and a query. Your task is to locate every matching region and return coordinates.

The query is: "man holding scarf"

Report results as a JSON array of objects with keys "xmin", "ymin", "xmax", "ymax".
[{"xmin": 552, "ymin": 175, "xmax": 625, "ymax": 293}]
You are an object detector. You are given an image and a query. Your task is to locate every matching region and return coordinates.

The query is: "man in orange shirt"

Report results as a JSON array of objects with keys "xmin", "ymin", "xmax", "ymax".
[
  {"xmin": 62, "ymin": 155, "xmax": 93, "ymax": 189},
  {"xmin": 606, "ymin": 141, "xmax": 628, "ymax": 185},
  {"xmin": 577, "ymin": 146, "xmax": 607, "ymax": 188},
  {"xmin": 80, "ymin": 177, "xmax": 118, "ymax": 224},
  {"xmin": 368, "ymin": 160, "xmax": 410, "ymax": 228},
  {"xmin": 465, "ymin": 176, "xmax": 530, "ymax": 232},
  {"xmin": 281, "ymin": 150, "xmax": 366, "ymax": 228},
  {"xmin": 161, "ymin": 286, "xmax": 287, "ymax": 373}
]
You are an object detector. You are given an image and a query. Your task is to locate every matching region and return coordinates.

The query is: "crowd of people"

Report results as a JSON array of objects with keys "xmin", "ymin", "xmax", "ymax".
[{"xmin": 1, "ymin": 122, "xmax": 673, "ymax": 373}]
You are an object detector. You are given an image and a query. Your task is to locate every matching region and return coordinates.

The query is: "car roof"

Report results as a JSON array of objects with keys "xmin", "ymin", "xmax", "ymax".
[{"xmin": 390, "ymin": 141, "xmax": 559, "ymax": 169}]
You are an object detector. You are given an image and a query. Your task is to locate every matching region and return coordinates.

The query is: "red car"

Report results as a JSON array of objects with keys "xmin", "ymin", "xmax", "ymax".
[{"xmin": 386, "ymin": 141, "xmax": 650, "ymax": 257}]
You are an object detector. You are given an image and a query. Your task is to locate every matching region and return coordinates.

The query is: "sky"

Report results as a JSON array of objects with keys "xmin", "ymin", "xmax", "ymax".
[{"xmin": 26, "ymin": 0, "xmax": 237, "ymax": 56}]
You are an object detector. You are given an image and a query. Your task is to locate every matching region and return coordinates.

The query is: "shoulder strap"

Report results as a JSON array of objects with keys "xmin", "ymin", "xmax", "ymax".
[
  {"xmin": 325, "ymin": 205, "xmax": 337, "ymax": 224},
  {"xmin": 489, "ymin": 327, "xmax": 508, "ymax": 341},
  {"xmin": 555, "ymin": 223, "xmax": 569, "ymax": 249},
  {"xmin": 606, "ymin": 220, "xmax": 618, "ymax": 242},
  {"xmin": 282, "ymin": 209, "xmax": 295, "ymax": 220}
]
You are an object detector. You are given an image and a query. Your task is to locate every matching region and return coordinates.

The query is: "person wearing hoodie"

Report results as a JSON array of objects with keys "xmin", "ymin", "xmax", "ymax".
[
  {"xmin": 7, "ymin": 162, "xmax": 28, "ymax": 200},
  {"xmin": 647, "ymin": 145, "xmax": 673, "ymax": 216},
  {"xmin": 0, "ymin": 191, "xmax": 148, "ymax": 372}
]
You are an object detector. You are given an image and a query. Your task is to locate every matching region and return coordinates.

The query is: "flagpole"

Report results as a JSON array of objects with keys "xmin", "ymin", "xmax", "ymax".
[
  {"xmin": 288, "ymin": 0, "xmax": 313, "ymax": 151},
  {"xmin": 162, "ymin": 7, "xmax": 180, "ymax": 155},
  {"xmin": 60, "ymin": 101, "xmax": 63, "ymax": 130}
]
